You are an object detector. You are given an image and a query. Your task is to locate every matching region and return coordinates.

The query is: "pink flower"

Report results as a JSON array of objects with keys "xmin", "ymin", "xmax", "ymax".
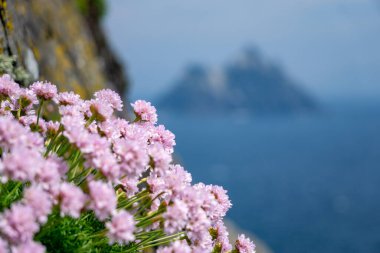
[
  {"xmin": 98, "ymin": 119, "xmax": 122, "ymax": 140},
  {"xmin": 90, "ymin": 151, "xmax": 120, "ymax": 181},
  {"xmin": 12, "ymin": 240, "xmax": 45, "ymax": 253},
  {"xmin": 163, "ymin": 165, "xmax": 192, "ymax": 199},
  {"xmin": 59, "ymin": 183, "xmax": 87, "ymax": 218},
  {"xmin": 3, "ymin": 99, "xmax": 17, "ymax": 112},
  {"xmin": 118, "ymin": 121, "xmax": 149, "ymax": 142},
  {"xmin": 19, "ymin": 115, "xmax": 46, "ymax": 132},
  {"xmin": 150, "ymin": 125, "xmax": 176, "ymax": 153},
  {"xmin": 75, "ymin": 134, "xmax": 112, "ymax": 171},
  {"xmin": 25, "ymin": 132, "xmax": 44, "ymax": 150},
  {"xmin": 163, "ymin": 200, "xmax": 189, "ymax": 234},
  {"xmin": 30, "ymin": 81, "xmax": 57, "ymax": 100},
  {"xmin": 63, "ymin": 116, "xmax": 112, "ymax": 159},
  {"xmin": 147, "ymin": 173, "xmax": 166, "ymax": 196},
  {"xmin": 178, "ymin": 186, "xmax": 212, "ymax": 249},
  {"xmin": 94, "ymin": 89, "xmax": 123, "ymax": 111},
  {"xmin": 0, "ymin": 117, "xmax": 43, "ymax": 151},
  {"xmin": 88, "ymin": 181, "xmax": 117, "ymax": 221},
  {"xmin": 131, "ymin": 100, "xmax": 157, "ymax": 124},
  {"xmin": 0, "ymin": 101, "xmax": 13, "ymax": 117},
  {"xmin": 18, "ymin": 88, "xmax": 38, "ymax": 108},
  {"xmin": 206, "ymin": 185, "xmax": 232, "ymax": 221},
  {"xmin": 0, "ymin": 74, "xmax": 20, "ymax": 97},
  {"xmin": 60, "ymin": 114, "xmax": 85, "ymax": 129},
  {"xmin": 212, "ymin": 221, "xmax": 232, "ymax": 252},
  {"xmin": 35, "ymin": 158, "xmax": 61, "ymax": 193},
  {"xmin": 23, "ymin": 186, "xmax": 52, "ymax": 224},
  {"xmin": 89, "ymin": 99, "xmax": 113, "ymax": 122},
  {"xmin": 147, "ymin": 164, "xmax": 191, "ymax": 201},
  {"xmin": 0, "ymin": 204, "xmax": 39, "ymax": 244},
  {"xmin": 86, "ymin": 135, "xmax": 110, "ymax": 155},
  {"xmin": 0, "ymin": 238, "xmax": 8, "ymax": 253},
  {"xmin": 0, "ymin": 85, "xmax": 254, "ymax": 251},
  {"xmin": 148, "ymin": 144, "xmax": 172, "ymax": 174},
  {"xmin": 112, "ymin": 118, "xmax": 130, "ymax": 138},
  {"xmin": 189, "ymin": 230, "xmax": 213, "ymax": 252},
  {"xmin": 57, "ymin": 91, "xmax": 82, "ymax": 106},
  {"xmin": 48, "ymin": 154, "xmax": 68, "ymax": 177},
  {"xmin": 113, "ymin": 139, "xmax": 148, "ymax": 178},
  {"xmin": 45, "ymin": 121, "xmax": 60, "ymax": 136},
  {"xmin": 120, "ymin": 177, "xmax": 139, "ymax": 198},
  {"xmin": 62, "ymin": 118, "xmax": 92, "ymax": 153},
  {"xmin": 235, "ymin": 234, "xmax": 256, "ymax": 253},
  {"xmin": 189, "ymin": 183, "xmax": 230, "ymax": 223},
  {"xmin": 0, "ymin": 117, "xmax": 25, "ymax": 149},
  {"xmin": 2, "ymin": 147, "xmax": 43, "ymax": 182},
  {"xmin": 157, "ymin": 240, "xmax": 192, "ymax": 253},
  {"xmin": 59, "ymin": 105, "xmax": 84, "ymax": 118},
  {"xmin": 106, "ymin": 210, "xmax": 135, "ymax": 244}
]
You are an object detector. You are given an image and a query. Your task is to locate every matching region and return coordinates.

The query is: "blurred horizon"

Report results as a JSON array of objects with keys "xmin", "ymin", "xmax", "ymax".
[
  {"xmin": 105, "ymin": 0, "xmax": 380, "ymax": 103},
  {"xmin": 103, "ymin": 1, "xmax": 380, "ymax": 252}
]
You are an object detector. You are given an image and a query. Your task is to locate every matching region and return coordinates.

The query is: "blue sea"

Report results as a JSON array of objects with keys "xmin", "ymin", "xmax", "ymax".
[{"xmin": 159, "ymin": 103, "xmax": 380, "ymax": 253}]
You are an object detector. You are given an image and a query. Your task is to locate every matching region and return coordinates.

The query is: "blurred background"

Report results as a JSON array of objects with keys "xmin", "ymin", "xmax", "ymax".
[
  {"xmin": 1, "ymin": 0, "xmax": 380, "ymax": 252},
  {"xmin": 104, "ymin": 1, "xmax": 380, "ymax": 252}
]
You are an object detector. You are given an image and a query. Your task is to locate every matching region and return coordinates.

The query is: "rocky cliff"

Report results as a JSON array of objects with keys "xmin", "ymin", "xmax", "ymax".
[{"xmin": 0, "ymin": 0, "xmax": 127, "ymax": 98}]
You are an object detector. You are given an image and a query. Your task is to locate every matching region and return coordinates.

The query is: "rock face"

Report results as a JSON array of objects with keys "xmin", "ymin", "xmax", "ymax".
[
  {"xmin": 157, "ymin": 48, "xmax": 318, "ymax": 115},
  {"xmin": 0, "ymin": 0, "xmax": 127, "ymax": 98}
]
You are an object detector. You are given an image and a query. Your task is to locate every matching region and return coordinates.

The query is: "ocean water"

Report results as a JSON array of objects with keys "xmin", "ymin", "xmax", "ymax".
[{"xmin": 159, "ymin": 104, "xmax": 380, "ymax": 253}]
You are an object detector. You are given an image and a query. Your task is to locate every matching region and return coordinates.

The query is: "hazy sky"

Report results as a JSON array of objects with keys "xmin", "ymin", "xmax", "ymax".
[{"xmin": 105, "ymin": 0, "xmax": 380, "ymax": 101}]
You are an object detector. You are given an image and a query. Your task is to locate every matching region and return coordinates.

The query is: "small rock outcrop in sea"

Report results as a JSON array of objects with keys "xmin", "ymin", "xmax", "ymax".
[{"xmin": 157, "ymin": 48, "xmax": 318, "ymax": 115}]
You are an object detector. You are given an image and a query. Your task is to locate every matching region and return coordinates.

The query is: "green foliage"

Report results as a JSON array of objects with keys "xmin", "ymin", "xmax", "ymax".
[
  {"xmin": 35, "ymin": 210, "xmax": 132, "ymax": 253},
  {"xmin": 0, "ymin": 181, "xmax": 24, "ymax": 211},
  {"xmin": 76, "ymin": 0, "xmax": 107, "ymax": 20}
]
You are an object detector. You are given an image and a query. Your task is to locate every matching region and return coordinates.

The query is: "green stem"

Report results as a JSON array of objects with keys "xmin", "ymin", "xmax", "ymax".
[
  {"xmin": 85, "ymin": 115, "xmax": 96, "ymax": 128},
  {"xmin": 135, "ymin": 207, "xmax": 165, "ymax": 228},
  {"xmin": 44, "ymin": 130, "xmax": 62, "ymax": 157},
  {"xmin": 125, "ymin": 232, "xmax": 162, "ymax": 253},
  {"xmin": 17, "ymin": 99, "xmax": 22, "ymax": 119},
  {"xmin": 118, "ymin": 189, "xmax": 148, "ymax": 203},
  {"xmin": 138, "ymin": 177, "xmax": 147, "ymax": 184},
  {"xmin": 136, "ymin": 191, "xmax": 165, "ymax": 214},
  {"xmin": 36, "ymin": 100, "xmax": 44, "ymax": 127},
  {"xmin": 85, "ymin": 229, "xmax": 106, "ymax": 239},
  {"xmin": 117, "ymin": 194, "xmax": 149, "ymax": 209},
  {"xmin": 76, "ymin": 168, "xmax": 95, "ymax": 186},
  {"xmin": 135, "ymin": 229, "xmax": 164, "ymax": 238},
  {"xmin": 136, "ymin": 233, "xmax": 186, "ymax": 250},
  {"xmin": 3, "ymin": 181, "xmax": 23, "ymax": 204}
]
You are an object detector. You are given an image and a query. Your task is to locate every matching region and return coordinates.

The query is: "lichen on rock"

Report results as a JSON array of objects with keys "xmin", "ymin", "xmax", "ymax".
[{"xmin": 0, "ymin": 54, "xmax": 33, "ymax": 85}]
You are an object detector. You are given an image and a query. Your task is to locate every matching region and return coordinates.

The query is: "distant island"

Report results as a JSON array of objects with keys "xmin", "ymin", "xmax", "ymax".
[{"xmin": 156, "ymin": 48, "xmax": 318, "ymax": 115}]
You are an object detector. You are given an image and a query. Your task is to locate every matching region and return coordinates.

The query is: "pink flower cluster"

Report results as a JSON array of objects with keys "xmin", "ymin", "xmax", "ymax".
[{"xmin": 0, "ymin": 75, "xmax": 255, "ymax": 253}]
